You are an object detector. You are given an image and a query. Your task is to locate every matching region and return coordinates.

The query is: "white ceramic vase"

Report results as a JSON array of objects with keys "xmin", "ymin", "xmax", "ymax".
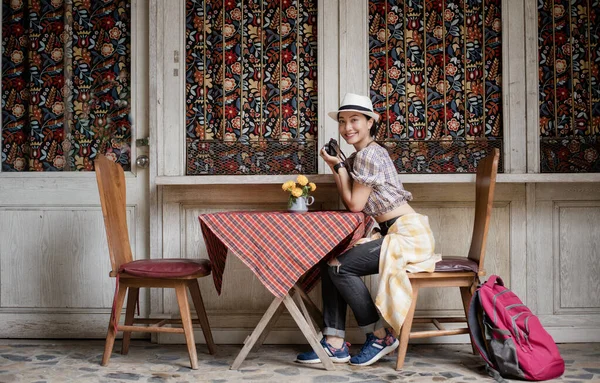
[{"xmin": 288, "ymin": 196, "xmax": 314, "ymax": 213}]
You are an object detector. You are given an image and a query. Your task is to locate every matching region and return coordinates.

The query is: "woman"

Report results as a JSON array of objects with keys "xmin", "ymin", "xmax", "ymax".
[{"xmin": 296, "ymin": 93, "xmax": 438, "ymax": 367}]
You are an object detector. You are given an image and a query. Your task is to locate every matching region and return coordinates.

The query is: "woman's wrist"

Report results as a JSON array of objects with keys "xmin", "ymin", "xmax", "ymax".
[
  {"xmin": 333, "ymin": 162, "xmax": 346, "ymax": 174},
  {"xmin": 327, "ymin": 160, "xmax": 341, "ymax": 168}
]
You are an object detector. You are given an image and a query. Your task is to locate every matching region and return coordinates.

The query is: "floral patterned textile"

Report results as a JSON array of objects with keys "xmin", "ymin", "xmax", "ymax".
[
  {"xmin": 538, "ymin": 0, "xmax": 600, "ymax": 172},
  {"xmin": 186, "ymin": 0, "xmax": 318, "ymax": 175},
  {"xmin": 2, "ymin": 0, "xmax": 131, "ymax": 172},
  {"xmin": 369, "ymin": 0, "xmax": 503, "ymax": 173}
]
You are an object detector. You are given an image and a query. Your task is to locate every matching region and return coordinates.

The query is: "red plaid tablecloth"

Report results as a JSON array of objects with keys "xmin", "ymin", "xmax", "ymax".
[{"xmin": 198, "ymin": 211, "xmax": 373, "ymax": 297}]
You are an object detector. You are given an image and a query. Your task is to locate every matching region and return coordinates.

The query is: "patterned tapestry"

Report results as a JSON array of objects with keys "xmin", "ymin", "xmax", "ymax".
[
  {"xmin": 369, "ymin": 0, "xmax": 503, "ymax": 173},
  {"xmin": 2, "ymin": 0, "xmax": 131, "ymax": 172},
  {"xmin": 186, "ymin": 0, "xmax": 318, "ymax": 175},
  {"xmin": 539, "ymin": 0, "xmax": 600, "ymax": 172}
]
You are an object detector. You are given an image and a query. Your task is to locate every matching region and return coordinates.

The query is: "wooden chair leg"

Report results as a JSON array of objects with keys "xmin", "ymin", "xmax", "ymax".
[
  {"xmin": 396, "ymin": 285, "xmax": 420, "ymax": 371},
  {"xmin": 188, "ymin": 279, "xmax": 216, "ymax": 355},
  {"xmin": 102, "ymin": 284, "xmax": 128, "ymax": 366},
  {"xmin": 121, "ymin": 287, "xmax": 139, "ymax": 355},
  {"xmin": 175, "ymin": 284, "xmax": 198, "ymax": 370},
  {"xmin": 460, "ymin": 284, "xmax": 478, "ymax": 355}
]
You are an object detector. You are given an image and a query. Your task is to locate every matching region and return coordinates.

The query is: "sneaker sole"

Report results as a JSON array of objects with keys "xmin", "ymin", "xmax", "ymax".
[
  {"xmin": 349, "ymin": 339, "xmax": 400, "ymax": 366},
  {"xmin": 296, "ymin": 355, "xmax": 351, "ymax": 364}
]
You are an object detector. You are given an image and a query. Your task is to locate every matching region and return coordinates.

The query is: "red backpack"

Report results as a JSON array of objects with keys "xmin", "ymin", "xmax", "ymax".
[{"xmin": 468, "ymin": 275, "xmax": 565, "ymax": 381}]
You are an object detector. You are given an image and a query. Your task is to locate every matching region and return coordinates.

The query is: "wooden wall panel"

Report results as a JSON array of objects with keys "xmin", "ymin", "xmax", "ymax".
[
  {"xmin": 555, "ymin": 204, "xmax": 600, "ymax": 311},
  {"xmin": 0, "ymin": 208, "xmax": 129, "ymax": 309},
  {"xmin": 318, "ymin": 0, "xmax": 340, "ymax": 173},
  {"xmin": 529, "ymin": 184, "xmax": 600, "ymax": 342},
  {"xmin": 159, "ymin": 1, "xmax": 184, "ymax": 176}
]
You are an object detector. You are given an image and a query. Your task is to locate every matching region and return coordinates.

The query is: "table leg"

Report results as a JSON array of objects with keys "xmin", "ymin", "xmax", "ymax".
[
  {"xmin": 253, "ymin": 285, "xmax": 324, "ymax": 353},
  {"xmin": 283, "ymin": 295, "xmax": 335, "ymax": 371},
  {"xmin": 251, "ymin": 288, "xmax": 300, "ymax": 351},
  {"xmin": 251, "ymin": 300, "xmax": 287, "ymax": 352},
  {"xmin": 293, "ymin": 285, "xmax": 324, "ymax": 329},
  {"xmin": 230, "ymin": 296, "xmax": 284, "ymax": 370},
  {"xmin": 293, "ymin": 290, "xmax": 319, "ymax": 339},
  {"xmin": 251, "ymin": 285, "xmax": 323, "ymax": 353}
]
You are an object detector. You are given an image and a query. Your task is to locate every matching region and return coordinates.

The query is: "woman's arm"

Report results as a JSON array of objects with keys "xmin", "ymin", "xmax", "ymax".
[
  {"xmin": 321, "ymin": 148, "xmax": 372, "ymax": 212},
  {"xmin": 334, "ymin": 167, "xmax": 371, "ymax": 212}
]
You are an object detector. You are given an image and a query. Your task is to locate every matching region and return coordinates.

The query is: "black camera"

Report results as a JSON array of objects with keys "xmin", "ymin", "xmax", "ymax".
[{"xmin": 324, "ymin": 138, "xmax": 339, "ymax": 157}]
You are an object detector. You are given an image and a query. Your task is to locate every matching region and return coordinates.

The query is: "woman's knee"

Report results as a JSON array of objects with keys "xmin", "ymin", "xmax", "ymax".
[
  {"xmin": 327, "ymin": 260, "xmax": 345, "ymax": 279},
  {"xmin": 328, "ymin": 240, "xmax": 382, "ymax": 278}
]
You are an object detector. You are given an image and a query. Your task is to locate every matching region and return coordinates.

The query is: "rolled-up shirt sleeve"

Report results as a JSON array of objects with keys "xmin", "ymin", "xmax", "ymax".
[{"xmin": 350, "ymin": 149, "xmax": 382, "ymax": 187}]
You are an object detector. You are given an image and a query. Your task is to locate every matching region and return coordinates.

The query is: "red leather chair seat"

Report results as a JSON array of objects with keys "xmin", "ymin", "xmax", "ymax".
[
  {"xmin": 434, "ymin": 256, "xmax": 479, "ymax": 273},
  {"xmin": 120, "ymin": 259, "xmax": 211, "ymax": 278}
]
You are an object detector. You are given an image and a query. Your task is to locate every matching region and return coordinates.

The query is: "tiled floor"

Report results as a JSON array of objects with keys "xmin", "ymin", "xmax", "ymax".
[{"xmin": 0, "ymin": 340, "xmax": 598, "ymax": 382}]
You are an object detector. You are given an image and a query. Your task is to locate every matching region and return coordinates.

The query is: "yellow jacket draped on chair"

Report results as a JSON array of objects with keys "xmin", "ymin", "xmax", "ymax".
[{"xmin": 374, "ymin": 213, "xmax": 440, "ymax": 334}]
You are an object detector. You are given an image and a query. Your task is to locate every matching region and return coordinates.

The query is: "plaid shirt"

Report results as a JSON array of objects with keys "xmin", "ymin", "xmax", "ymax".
[{"xmin": 346, "ymin": 144, "xmax": 412, "ymax": 216}]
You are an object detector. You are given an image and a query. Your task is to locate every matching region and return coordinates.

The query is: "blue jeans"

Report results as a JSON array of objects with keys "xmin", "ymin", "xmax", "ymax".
[{"xmin": 321, "ymin": 237, "xmax": 385, "ymax": 338}]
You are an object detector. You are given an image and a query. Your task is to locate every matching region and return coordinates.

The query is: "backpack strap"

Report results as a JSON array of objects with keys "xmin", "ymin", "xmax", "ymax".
[
  {"xmin": 467, "ymin": 289, "xmax": 495, "ymax": 367},
  {"xmin": 486, "ymin": 365, "xmax": 510, "ymax": 383},
  {"xmin": 485, "ymin": 274, "xmax": 504, "ymax": 288}
]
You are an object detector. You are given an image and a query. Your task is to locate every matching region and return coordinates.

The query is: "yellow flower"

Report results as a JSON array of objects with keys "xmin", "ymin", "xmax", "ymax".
[
  {"xmin": 291, "ymin": 187, "xmax": 303, "ymax": 197},
  {"xmin": 296, "ymin": 175, "xmax": 308, "ymax": 186},
  {"xmin": 309, "ymin": 182, "xmax": 316, "ymax": 192},
  {"xmin": 282, "ymin": 180, "xmax": 295, "ymax": 191}
]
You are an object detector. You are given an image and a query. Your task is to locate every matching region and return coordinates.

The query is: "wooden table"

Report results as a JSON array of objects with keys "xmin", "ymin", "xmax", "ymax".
[{"xmin": 199, "ymin": 211, "xmax": 372, "ymax": 370}]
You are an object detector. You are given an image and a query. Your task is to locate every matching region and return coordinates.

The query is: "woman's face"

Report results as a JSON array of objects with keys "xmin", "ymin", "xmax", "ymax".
[{"xmin": 338, "ymin": 111, "xmax": 373, "ymax": 148}]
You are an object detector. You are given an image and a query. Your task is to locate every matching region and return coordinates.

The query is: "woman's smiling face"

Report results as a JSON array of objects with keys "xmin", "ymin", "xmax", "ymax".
[{"xmin": 338, "ymin": 111, "xmax": 374, "ymax": 149}]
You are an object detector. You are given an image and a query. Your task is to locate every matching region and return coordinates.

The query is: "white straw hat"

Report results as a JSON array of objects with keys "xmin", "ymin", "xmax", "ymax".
[{"xmin": 327, "ymin": 93, "xmax": 380, "ymax": 122}]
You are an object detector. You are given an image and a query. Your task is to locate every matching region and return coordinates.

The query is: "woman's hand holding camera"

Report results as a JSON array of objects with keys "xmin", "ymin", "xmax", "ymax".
[
  {"xmin": 323, "ymin": 138, "xmax": 339, "ymax": 157},
  {"xmin": 320, "ymin": 144, "xmax": 341, "ymax": 167},
  {"xmin": 321, "ymin": 138, "xmax": 347, "ymax": 174}
]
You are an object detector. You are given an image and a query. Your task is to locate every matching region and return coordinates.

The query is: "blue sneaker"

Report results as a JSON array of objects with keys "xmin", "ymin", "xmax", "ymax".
[
  {"xmin": 296, "ymin": 337, "xmax": 351, "ymax": 364},
  {"xmin": 350, "ymin": 329, "xmax": 399, "ymax": 366}
]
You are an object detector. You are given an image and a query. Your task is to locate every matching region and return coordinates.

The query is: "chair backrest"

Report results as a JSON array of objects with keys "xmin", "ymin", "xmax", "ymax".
[
  {"xmin": 467, "ymin": 148, "xmax": 500, "ymax": 270},
  {"xmin": 94, "ymin": 154, "xmax": 133, "ymax": 274}
]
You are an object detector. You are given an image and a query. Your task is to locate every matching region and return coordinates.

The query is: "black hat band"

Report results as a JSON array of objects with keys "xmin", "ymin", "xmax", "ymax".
[{"xmin": 338, "ymin": 104, "xmax": 374, "ymax": 113}]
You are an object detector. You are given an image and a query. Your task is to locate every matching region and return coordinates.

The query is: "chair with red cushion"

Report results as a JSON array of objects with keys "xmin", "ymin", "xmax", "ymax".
[
  {"xmin": 396, "ymin": 148, "xmax": 500, "ymax": 370},
  {"xmin": 95, "ymin": 154, "xmax": 216, "ymax": 370}
]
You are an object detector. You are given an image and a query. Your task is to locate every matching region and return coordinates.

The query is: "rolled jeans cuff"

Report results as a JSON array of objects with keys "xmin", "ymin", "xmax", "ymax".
[
  {"xmin": 359, "ymin": 318, "xmax": 384, "ymax": 334},
  {"xmin": 322, "ymin": 327, "xmax": 345, "ymax": 338}
]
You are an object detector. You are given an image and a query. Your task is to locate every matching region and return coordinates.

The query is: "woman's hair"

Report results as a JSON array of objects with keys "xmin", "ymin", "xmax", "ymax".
[{"xmin": 366, "ymin": 114, "xmax": 378, "ymax": 137}]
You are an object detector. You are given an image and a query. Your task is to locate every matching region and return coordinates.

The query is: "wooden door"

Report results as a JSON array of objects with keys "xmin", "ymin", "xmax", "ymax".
[{"xmin": 0, "ymin": 1, "xmax": 149, "ymax": 338}]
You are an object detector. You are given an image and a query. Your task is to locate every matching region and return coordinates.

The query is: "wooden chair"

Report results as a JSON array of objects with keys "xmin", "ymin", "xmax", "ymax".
[
  {"xmin": 94, "ymin": 154, "xmax": 216, "ymax": 370},
  {"xmin": 396, "ymin": 148, "xmax": 500, "ymax": 370}
]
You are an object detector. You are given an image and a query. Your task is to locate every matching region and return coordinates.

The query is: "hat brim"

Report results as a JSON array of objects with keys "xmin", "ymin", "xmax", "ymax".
[{"xmin": 328, "ymin": 109, "xmax": 380, "ymax": 122}]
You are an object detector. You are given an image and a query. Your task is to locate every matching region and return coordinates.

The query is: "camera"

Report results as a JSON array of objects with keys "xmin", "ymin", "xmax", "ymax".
[{"xmin": 324, "ymin": 138, "xmax": 339, "ymax": 157}]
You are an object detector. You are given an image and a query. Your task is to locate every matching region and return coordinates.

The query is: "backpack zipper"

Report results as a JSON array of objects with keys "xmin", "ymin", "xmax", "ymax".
[
  {"xmin": 511, "ymin": 312, "xmax": 528, "ymax": 348},
  {"xmin": 492, "ymin": 290, "xmax": 512, "ymax": 324},
  {"xmin": 505, "ymin": 303, "xmax": 526, "ymax": 310},
  {"xmin": 523, "ymin": 315, "xmax": 533, "ymax": 350}
]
